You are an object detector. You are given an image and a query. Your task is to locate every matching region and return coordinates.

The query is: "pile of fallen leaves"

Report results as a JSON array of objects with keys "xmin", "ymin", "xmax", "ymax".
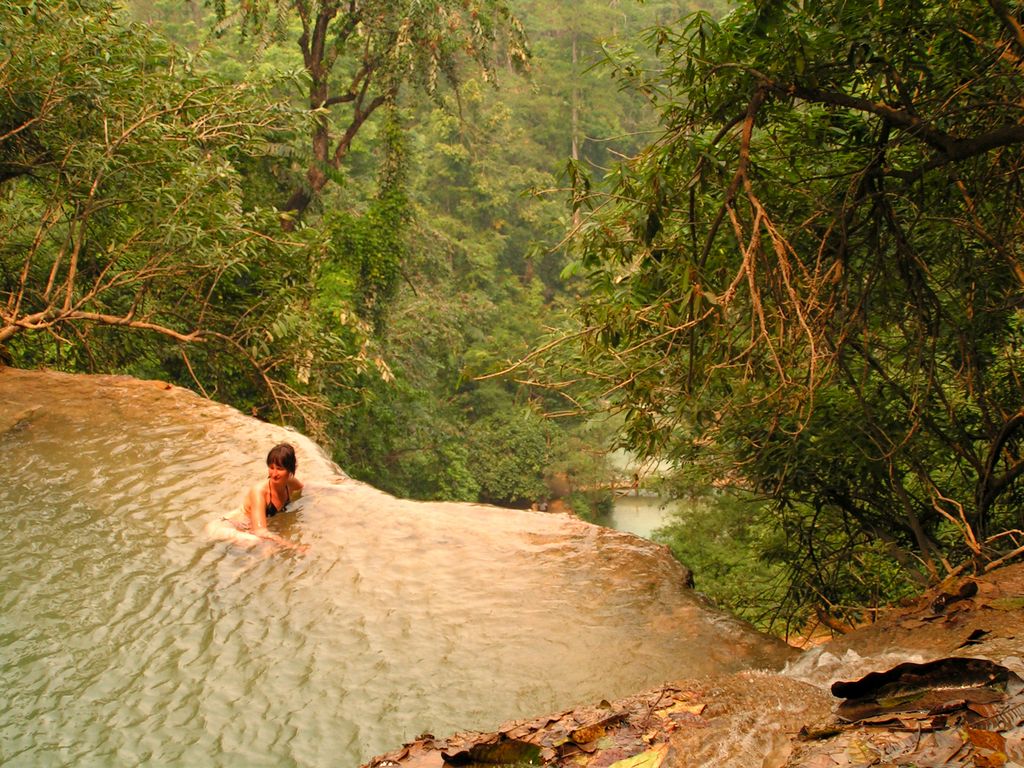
[
  {"xmin": 366, "ymin": 683, "xmax": 709, "ymax": 768},
  {"xmin": 365, "ymin": 656, "xmax": 1024, "ymax": 768},
  {"xmin": 363, "ymin": 567, "xmax": 1024, "ymax": 768},
  {"xmin": 791, "ymin": 656, "xmax": 1024, "ymax": 767}
]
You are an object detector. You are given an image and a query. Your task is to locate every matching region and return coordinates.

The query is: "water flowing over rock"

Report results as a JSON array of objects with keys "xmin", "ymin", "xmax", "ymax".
[
  {"xmin": 0, "ymin": 367, "xmax": 793, "ymax": 767},
  {"xmin": 365, "ymin": 566, "xmax": 1024, "ymax": 768}
]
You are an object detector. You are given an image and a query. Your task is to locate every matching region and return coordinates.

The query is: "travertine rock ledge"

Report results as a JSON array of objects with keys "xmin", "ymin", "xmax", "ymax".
[{"xmin": 363, "ymin": 562, "xmax": 1024, "ymax": 768}]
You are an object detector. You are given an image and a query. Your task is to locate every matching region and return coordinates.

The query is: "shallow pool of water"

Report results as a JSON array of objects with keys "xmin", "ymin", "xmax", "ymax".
[{"xmin": 0, "ymin": 368, "xmax": 792, "ymax": 766}]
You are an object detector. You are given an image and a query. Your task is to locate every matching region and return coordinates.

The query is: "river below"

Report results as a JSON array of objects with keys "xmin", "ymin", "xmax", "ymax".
[
  {"xmin": 605, "ymin": 493, "xmax": 679, "ymax": 540},
  {"xmin": 0, "ymin": 367, "xmax": 793, "ymax": 767}
]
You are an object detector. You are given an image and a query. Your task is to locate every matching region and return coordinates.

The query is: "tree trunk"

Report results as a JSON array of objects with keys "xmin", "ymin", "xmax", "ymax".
[{"xmin": 571, "ymin": 28, "xmax": 581, "ymax": 230}]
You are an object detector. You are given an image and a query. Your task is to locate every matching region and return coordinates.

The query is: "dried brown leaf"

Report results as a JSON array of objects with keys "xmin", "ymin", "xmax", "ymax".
[
  {"xmin": 655, "ymin": 701, "xmax": 706, "ymax": 718},
  {"xmin": 969, "ymin": 727, "xmax": 1008, "ymax": 752},
  {"xmin": 570, "ymin": 713, "xmax": 626, "ymax": 744},
  {"xmin": 441, "ymin": 737, "xmax": 541, "ymax": 765},
  {"xmin": 606, "ymin": 742, "xmax": 669, "ymax": 768}
]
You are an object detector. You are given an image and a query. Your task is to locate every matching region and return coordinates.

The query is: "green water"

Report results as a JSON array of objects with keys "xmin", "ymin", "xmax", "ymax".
[{"xmin": 0, "ymin": 367, "xmax": 793, "ymax": 767}]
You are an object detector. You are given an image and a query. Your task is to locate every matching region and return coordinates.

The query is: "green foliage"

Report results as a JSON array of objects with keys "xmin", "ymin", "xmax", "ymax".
[
  {"xmin": 0, "ymin": 1, "xmax": 375, "ymax": 428},
  {"xmin": 326, "ymin": 109, "xmax": 409, "ymax": 331},
  {"xmin": 211, "ymin": 0, "xmax": 530, "ymax": 217},
  {"xmin": 39, "ymin": 0, "xmax": 729, "ymax": 527},
  {"xmin": 547, "ymin": 0, "xmax": 1024, "ymax": 624},
  {"xmin": 654, "ymin": 492, "xmax": 791, "ymax": 632},
  {"xmin": 467, "ymin": 410, "xmax": 553, "ymax": 507},
  {"xmin": 333, "ymin": 0, "xmax": 727, "ymax": 508},
  {"xmin": 563, "ymin": 489, "xmax": 614, "ymax": 523},
  {"xmin": 329, "ymin": 371, "xmax": 483, "ymax": 501},
  {"xmin": 655, "ymin": 489, "xmax": 921, "ymax": 634},
  {"xmin": 511, "ymin": 0, "xmax": 724, "ymax": 173}
]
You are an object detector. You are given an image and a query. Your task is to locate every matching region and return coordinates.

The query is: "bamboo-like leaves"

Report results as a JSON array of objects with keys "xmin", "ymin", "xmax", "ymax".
[{"xmin": 548, "ymin": 0, "xmax": 1024, "ymax": 612}]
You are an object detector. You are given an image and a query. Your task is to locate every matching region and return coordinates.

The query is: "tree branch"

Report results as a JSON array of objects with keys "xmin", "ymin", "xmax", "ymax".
[
  {"xmin": 764, "ymin": 79, "xmax": 1024, "ymax": 163},
  {"xmin": 0, "ymin": 308, "xmax": 201, "ymax": 344},
  {"xmin": 978, "ymin": 410, "xmax": 1024, "ymax": 520},
  {"xmin": 987, "ymin": 0, "xmax": 1024, "ymax": 57}
]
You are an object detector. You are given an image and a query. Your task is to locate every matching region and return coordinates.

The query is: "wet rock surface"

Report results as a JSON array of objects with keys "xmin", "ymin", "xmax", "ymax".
[{"xmin": 363, "ymin": 563, "xmax": 1024, "ymax": 768}]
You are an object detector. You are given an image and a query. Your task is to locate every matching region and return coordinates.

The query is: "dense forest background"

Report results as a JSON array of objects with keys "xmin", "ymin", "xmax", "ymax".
[
  {"xmin": 123, "ymin": 0, "xmax": 717, "ymax": 515},
  {"xmin": 4, "ymin": 0, "xmax": 712, "ymax": 510},
  {"xmin": 4, "ymin": 0, "xmax": 1024, "ymax": 637}
]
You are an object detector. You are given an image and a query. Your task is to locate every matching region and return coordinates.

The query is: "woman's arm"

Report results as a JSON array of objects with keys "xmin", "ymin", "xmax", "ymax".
[
  {"xmin": 243, "ymin": 481, "xmax": 268, "ymax": 532},
  {"xmin": 243, "ymin": 480, "xmax": 308, "ymax": 553},
  {"xmin": 256, "ymin": 528, "xmax": 308, "ymax": 552}
]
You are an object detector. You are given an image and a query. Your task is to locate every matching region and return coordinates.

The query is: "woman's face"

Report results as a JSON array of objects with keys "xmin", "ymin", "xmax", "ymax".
[{"xmin": 267, "ymin": 462, "xmax": 290, "ymax": 484}]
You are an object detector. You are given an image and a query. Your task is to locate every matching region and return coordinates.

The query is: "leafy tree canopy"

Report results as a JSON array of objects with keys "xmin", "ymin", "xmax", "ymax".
[
  {"xmin": 213, "ymin": 0, "xmax": 530, "ymax": 219},
  {"xmin": 547, "ymin": 0, "xmax": 1024, "ymax": 624},
  {"xmin": 0, "ymin": 0, "xmax": 373, "ymax": 426}
]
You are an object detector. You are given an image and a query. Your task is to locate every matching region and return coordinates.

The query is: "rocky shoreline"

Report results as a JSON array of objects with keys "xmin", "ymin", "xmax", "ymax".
[{"xmin": 363, "ymin": 563, "xmax": 1024, "ymax": 767}]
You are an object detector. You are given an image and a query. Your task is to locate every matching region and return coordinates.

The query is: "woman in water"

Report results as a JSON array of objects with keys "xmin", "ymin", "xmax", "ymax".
[{"xmin": 212, "ymin": 442, "xmax": 306, "ymax": 552}]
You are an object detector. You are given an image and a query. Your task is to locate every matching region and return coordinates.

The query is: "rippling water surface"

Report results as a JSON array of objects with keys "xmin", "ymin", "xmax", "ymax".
[{"xmin": 0, "ymin": 368, "xmax": 792, "ymax": 766}]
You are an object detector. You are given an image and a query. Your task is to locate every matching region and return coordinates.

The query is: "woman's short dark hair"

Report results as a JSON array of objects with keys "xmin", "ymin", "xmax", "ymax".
[{"xmin": 266, "ymin": 442, "xmax": 297, "ymax": 474}]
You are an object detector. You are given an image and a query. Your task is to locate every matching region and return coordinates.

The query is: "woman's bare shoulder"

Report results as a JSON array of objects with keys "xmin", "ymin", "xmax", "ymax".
[{"xmin": 247, "ymin": 478, "xmax": 269, "ymax": 497}]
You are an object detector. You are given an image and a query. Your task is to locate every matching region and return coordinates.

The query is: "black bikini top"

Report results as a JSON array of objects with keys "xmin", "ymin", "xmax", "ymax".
[{"xmin": 265, "ymin": 483, "xmax": 290, "ymax": 518}]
